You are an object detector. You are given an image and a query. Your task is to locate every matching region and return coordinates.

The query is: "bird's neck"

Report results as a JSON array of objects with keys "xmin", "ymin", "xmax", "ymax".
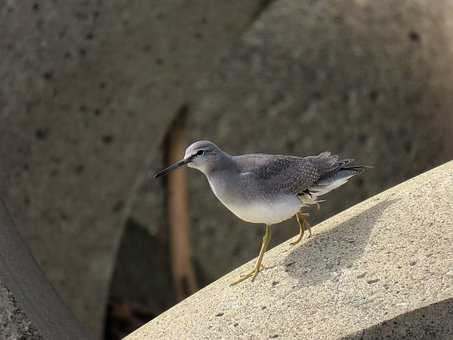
[{"xmin": 204, "ymin": 152, "xmax": 238, "ymax": 178}]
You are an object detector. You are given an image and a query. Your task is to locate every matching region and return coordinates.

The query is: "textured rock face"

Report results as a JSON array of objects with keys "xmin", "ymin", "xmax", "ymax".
[
  {"xmin": 178, "ymin": 0, "xmax": 453, "ymax": 281},
  {"xmin": 0, "ymin": 200, "xmax": 91, "ymax": 340},
  {"xmin": 0, "ymin": 1, "xmax": 265, "ymax": 336},
  {"xmin": 348, "ymin": 299, "xmax": 453, "ymax": 339},
  {"xmin": 0, "ymin": 284, "xmax": 42, "ymax": 340},
  {"xmin": 125, "ymin": 161, "xmax": 453, "ymax": 340}
]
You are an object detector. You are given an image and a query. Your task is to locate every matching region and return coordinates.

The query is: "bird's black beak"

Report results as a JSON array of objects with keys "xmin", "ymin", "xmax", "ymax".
[{"xmin": 154, "ymin": 158, "xmax": 191, "ymax": 178}]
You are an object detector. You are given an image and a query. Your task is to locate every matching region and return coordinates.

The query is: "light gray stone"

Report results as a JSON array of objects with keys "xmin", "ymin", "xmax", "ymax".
[
  {"xmin": 346, "ymin": 298, "xmax": 453, "ymax": 339},
  {"xmin": 125, "ymin": 161, "xmax": 453, "ymax": 339}
]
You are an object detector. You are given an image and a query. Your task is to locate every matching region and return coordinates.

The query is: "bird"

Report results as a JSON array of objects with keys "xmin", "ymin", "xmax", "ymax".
[{"xmin": 154, "ymin": 140, "xmax": 367, "ymax": 285}]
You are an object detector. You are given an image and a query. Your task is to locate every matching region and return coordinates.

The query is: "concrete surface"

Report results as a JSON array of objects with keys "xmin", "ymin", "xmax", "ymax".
[
  {"xmin": 126, "ymin": 161, "xmax": 453, "ymax": 339},
  {"xmin": 347, "ymin": 298, "xmax": 453, "ymax": 339},
  {"xmin": 134, "ymin": 0, "xmax": 453, "ymax": 283},
  {"xmin": 0, "ymin": 1, "xmax": 266, "ymax": 336},
  {"xmin": 0, "ymin": 199, "xmax": 92, "ymax": 340},
  {"xmin": 0, "ymin": 284, "xmax": 42, "ymax": 340}
]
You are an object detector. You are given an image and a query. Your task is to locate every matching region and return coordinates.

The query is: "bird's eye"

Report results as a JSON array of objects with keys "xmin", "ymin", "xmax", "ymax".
[{"xmin": 196, "ymin": 150, "xmax": 205, "ymax": 156}]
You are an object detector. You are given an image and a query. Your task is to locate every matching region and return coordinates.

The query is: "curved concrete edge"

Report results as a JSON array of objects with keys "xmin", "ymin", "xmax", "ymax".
[
  {"xmin": 126, "ymin": 161, "xmax": 453, "ymax": 340},
  {"xmin": 0, "ymin": 200, "xmax": 92, "ymax": 340}
]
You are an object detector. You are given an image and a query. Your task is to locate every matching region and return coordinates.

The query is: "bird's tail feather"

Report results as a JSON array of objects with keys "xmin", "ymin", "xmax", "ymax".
[{"xmin": 309, "ymin": 163, "xmax": 369, "ymax": 198}]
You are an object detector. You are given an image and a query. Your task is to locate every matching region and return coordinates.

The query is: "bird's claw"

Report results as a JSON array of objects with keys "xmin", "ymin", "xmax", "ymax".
[
  {"xmin": 290, "ymin": 233, "xmax": 304, "ymax": 246},
  {"xmin": 230, "ymin": 267, "xmax": 262, "ymax": 286}
]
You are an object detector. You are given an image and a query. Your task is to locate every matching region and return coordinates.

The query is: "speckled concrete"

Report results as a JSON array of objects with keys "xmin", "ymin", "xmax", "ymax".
[
  {"xmin": 126, "ymin": 161, "xmax": 453, "ymax": 339},
  {"xmin": 0, "ymin": 200, "xmax": 92, "ymax": 340},
  {"xmin": 0, "ymin": 284, "xmax": 42, "ymax": 340}
]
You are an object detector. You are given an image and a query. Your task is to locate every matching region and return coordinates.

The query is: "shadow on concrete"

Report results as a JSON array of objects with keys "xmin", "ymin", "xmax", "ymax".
[
  {"xmin": 282, "ymin": 198, "xmax": 398, "ymax": 288},
  {"xmin": 344, "ymin": 298, "xmax": 453, "ymax": 340}
]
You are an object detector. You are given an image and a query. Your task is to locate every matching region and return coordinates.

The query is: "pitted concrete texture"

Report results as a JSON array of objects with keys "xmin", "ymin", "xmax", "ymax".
[
  {"xmin": 0, "ymin": 284, "xmax": 42, "ymax": 340},
  {"xmin": 0, "ymin": 1, "xmax": 265, "ymax": 336},
  {"xmin": 347, "ymin": 298, "xmax": 453, "ymax": 339},
  {"xmin": 0, "ymin": 200, "xmax": 92, "ymax": 340},
  {"xmin": 126, "ymin": 161, "xmax": 453, "ymax": 339}
]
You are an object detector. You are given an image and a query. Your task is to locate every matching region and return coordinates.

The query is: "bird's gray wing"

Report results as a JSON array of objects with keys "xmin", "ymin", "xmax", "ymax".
[{"xmin": 234, "ymin": 153, "xmax": 336, "ymax": 194}]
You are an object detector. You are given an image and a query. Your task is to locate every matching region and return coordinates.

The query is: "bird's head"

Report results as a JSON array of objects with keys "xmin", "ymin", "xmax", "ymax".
[{"xmin": 154, "ymin": 140, "xmax": 224, "ymax": 178}]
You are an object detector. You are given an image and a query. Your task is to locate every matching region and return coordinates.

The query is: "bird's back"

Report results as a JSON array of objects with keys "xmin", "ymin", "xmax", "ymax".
[{"xmin": 233, "ymin": 152, "xmax": 364, "ymax": 196}]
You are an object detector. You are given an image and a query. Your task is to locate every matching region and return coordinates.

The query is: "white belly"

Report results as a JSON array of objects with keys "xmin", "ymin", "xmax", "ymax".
[
  {"xmin": 217, "ymin": 195, "xmax": 301, "ymax": 225},
  {"xmin": 206, "ymin": 174, "xmax": 302, "ymax": 225}
]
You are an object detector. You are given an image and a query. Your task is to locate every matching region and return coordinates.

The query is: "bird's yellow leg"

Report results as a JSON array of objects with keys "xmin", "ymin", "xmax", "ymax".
[
  {"xmin": 230, "ymin": 225, "xmax": 271, "ymax": 286},
  {"xmin": 301, "ymin": 212, "xmax": 312, "ymax": 238},
  {"xmin": 290, "ymin": 212, "xmax": 312, "ymax": 246},
  {"xmin": 300, "ymin": 213, "xmax": 311, "ymax": 238},
  {"xmin": 290, "ymin": 212, "xmax": 306, "ymax": 246}
]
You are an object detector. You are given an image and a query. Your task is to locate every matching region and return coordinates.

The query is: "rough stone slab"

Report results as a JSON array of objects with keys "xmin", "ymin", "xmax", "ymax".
[
  {"xmin": 0, "ymin": 284, "xmax": 42, "ymax": 340},
  {"xmin": 0, "ymin": 200, "xmax": 92, "ymax": 340},
  {"xmin": 126, "ymin": 161, "xmax": 453, "ymax": 339}
]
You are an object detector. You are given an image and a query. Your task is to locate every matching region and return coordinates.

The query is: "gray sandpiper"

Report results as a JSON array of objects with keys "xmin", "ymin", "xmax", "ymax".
[{"xmin": 154, "ymin": 140, "xmax": 367, "ymax": 285}]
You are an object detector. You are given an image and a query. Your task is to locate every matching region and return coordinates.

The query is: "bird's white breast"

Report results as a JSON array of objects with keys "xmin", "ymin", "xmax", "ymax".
[
  {"xmin": 208, "ymin": 181, "xmax": 300, "ymax": 225},
  {"xmin": 224, "ymin": 197, "xmax": 302, "ymax": 225}
]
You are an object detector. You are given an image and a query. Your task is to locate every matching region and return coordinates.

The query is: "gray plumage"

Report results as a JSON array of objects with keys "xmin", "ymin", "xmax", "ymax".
[
  {"xmin": 233, "ymin": 152, "xmax": 363, "ymax": 196},
  {"xmin": 155, "ymin": 140, "xmax": 366, "ymax": 225}
]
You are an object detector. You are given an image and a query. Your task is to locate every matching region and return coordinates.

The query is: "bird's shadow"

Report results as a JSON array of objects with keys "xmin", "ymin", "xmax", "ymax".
[{"xmin": 281, "ymin": 198, "xmax": 399, "ymax": 288}]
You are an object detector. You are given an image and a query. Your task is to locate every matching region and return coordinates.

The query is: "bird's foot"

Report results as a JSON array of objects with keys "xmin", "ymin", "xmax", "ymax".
[
  {"xmin": 230, "ymin": 265, "xmax": 263, "ymax": 286},
  {"xmin": 291, "ymin": 212, "xmax": 312, "ymax": 247},
  {"xmin": 231, "ymin": 224, "xmax": 270, "ymax": 286},
  {"xmin": 290, "ymin": 233, "xmax": 304, "ymax": 246}
]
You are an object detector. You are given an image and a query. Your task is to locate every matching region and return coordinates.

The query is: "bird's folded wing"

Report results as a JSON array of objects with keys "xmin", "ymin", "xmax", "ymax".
[{"xmin": 234, "ymin": 154, "xmax": 322, "ymax": 194}]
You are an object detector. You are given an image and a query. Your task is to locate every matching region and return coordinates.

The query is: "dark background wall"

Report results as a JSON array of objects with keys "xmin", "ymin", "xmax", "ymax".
[{"xmin": 1, "ymin": 0, "xmax": 452, "ymax": 339}]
